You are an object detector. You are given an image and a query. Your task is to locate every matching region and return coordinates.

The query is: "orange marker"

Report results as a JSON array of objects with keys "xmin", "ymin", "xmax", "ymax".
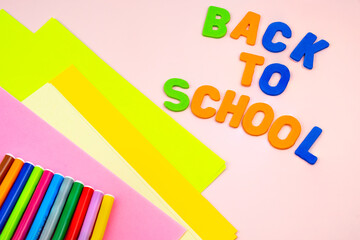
[{"xmin": 0, "ymin": 158, "xmax": 24, "ymax": 208}]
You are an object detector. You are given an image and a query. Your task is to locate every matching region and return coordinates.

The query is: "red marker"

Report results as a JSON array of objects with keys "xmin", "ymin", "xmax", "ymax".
[{"xmin": 64, "ymin": 186, "xmax": 94, "ymax": 240}]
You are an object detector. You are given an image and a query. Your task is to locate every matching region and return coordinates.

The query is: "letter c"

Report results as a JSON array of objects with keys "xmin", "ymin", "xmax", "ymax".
[
  {"xmin": 191, "ymin": 85, "xmax": 220, "ymax": 119},
  {"xmin": 262, "ymin": 22, "xmax": 292, "ymax": 53}
]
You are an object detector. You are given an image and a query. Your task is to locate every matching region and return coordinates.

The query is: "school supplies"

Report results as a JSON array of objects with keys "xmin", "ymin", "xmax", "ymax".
[
  {"xmin": 39, "ymin": 177, "xmax": 74, "ymax": 240},
  {"xmin": 0, "ymin": 154, "xmax": 15, "ymax": 184},
  {"xmin": 24, "ymin": 83, "xmax": 202, "ymax": 240},
  {"xmin": 42, "ymin": 67, "xmax": 237, "ymax": 240},
  {"xmin": 0, "ymin": 156, "xmax": 117, "ymax": 240},
  {"xmin": 78, "ymin": 190, "xmax": 104, "ymax": 240},
  {"xmin": 0, "ymin": 166, "xmax": 43, "ymax": 239},
  {"xmin": 91, "ymin": 194, "xmax": 115, "ymax": 240},
  {"xmin": 26, "ymin": 173, "xmax": 64, "ymax": 240},
  {"xmin": 65, "ymin": 186, "xmax": 94, "ymax": 240},
  {"xmin": 13, "ymin": 170, "xmax": 54, "ymax": 239},
  {"xmin": 0, "ymin": 158, "xmax": 24, "ymax": 208},
  {"xmin": 53, "ymin": 181, "xmax": 84, "ymax": 240},
  {"xmin": 0, "ymin": 162, "xmax": 34, "ymax": 232},
  {"xmin": 0, "ymin": 88, "xmax": 185, "ymax": 239}
]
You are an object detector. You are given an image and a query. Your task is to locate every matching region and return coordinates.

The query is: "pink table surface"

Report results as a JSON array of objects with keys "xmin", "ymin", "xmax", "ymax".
[{"xmin": 1, "ymin": 0, "xmax": 359, "ymax": 239}]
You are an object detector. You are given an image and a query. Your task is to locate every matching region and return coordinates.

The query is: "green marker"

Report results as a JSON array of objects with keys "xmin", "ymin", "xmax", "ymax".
[
  {"xmin": 0, "ymin": 166, "xmax": 43, "ymax": 240},
  {"xmin": 52, "ymin": 181, "xmax": 84, "ymax": 240}
]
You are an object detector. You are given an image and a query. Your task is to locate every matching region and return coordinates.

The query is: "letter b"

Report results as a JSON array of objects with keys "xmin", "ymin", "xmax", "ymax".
[{"xmin": 202, "ymin": 6, "xmax": 231, "ymax": 38}]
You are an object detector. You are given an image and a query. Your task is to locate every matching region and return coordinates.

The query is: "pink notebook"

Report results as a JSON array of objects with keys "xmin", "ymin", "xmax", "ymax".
[{"xmin": 0, "ymin": 87, "xmax": 185, "ymax": 239}]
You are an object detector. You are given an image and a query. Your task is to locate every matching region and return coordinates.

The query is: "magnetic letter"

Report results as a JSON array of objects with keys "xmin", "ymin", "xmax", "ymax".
[
  {"xmin": 242, "ymin": 102, "xmax": 274, "ymax": 136},
  {"xmin": 164, "ymin": 78, "xmax": 190, "ymax": 112},
  {"xmin": 215, "ymin": 91, "xmax": 250, "ymax": 128},
  {"xmin": 295, "ymin": 126, "xmax": 322, "ymax": 165},
  {"xmin": 262, "ymin": 22, "xmax": 292, "ymax": 53},
  {"xmin": 202, "ymin": 6, "xmax": 231, "ymax": 38},
  {"xmin": 191, "ymin": 85, "xmax": 220, "ymax": 119},
  {"xmin": 240, "ymin": 52, "xmax": 265, "ymax": 87},
  {"xmin": 290, "ymin": 32, "xmax": 329, "ymax": 70},
  {"xmin": 268, "ymin": 115, "xmax": 301, "ymax": 149},
  {"xmin": 259, "ymin": 63, "xmax": 290, "ymax": 96},
  {"xmin": 230, "ymin": 11, "xmax": 260, "ymax": 45}
]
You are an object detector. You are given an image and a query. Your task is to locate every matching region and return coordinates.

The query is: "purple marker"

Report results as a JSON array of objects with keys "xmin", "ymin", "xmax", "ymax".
[{"xmin": 78, "ymin": 190, "xmax": 104, "ymax": 240}]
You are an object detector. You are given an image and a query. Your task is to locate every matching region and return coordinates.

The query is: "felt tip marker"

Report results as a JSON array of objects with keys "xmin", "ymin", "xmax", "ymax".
[
  {"xmin": 78, "ymin": 190, "xmax": 104, "ymax": 240},
  {"xmin": 0, "ymin": 162, "xmax": 34, "ymax": 232},
  {"xmin": 0, "ymin": 166, "xmax": 43, "ymax": 240},
  {"xmin": 65, "ymin": 186, "xmax": 94, "ymax": 240},
  {"xmin": 52, "ymin": 180, "xmax": 84, "ymax": 240},
  {"xmin": 26, "ymin": 173, "xmax": 64, "ymax": 240},
  {"xmin": 39, "ymin": 176, "xmax": 74, "ymax": 240},
  {"xmin": 13, "ymin": 170, "xmax": 54, "ymax": 240},
  {"xmin": 90, "ymin": 194, "xmax": 115, "ymax": 240},
  {"xmin": 0, "ymin": 154, "xmax": 15, "ymax": 184},
  {"xmin": 0, "ymin": 158, "xmax": 24, "ymax": 208}
]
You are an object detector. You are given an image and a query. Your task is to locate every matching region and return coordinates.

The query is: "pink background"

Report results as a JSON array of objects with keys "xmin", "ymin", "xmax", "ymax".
[{"xmin": 1, "ymin": 0, "xmax": 359, "ymax": 239}]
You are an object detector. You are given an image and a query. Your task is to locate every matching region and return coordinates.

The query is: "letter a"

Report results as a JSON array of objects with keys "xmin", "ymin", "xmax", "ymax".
[{"xmin": 230, "ymin": 11, "xmax": 260, "ymax": 45}]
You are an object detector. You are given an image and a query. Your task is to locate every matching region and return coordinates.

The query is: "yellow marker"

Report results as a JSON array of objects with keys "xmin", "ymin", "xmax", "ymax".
[
  {"xmin": 0, "ymin": 158, "xmax": 24, "ymax": 208},
  {"xmin": 90, "ymin": 195, "xmax": 114, "ymax": 240}
]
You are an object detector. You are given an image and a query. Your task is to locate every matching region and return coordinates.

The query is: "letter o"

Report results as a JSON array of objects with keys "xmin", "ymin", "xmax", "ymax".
[
  {"xmin": 268, "ymin": 115, "xmax": 301, "ymax": 149},
  {"xmin": 259, "ymin": 63, "xmax": 290, "ymax": 96},
  {"xmin": 242, "ymin": 102, "xmax": 274, "ymax": 136}
]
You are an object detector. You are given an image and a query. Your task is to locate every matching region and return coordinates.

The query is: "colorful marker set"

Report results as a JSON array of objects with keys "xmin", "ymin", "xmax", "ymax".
[{"xmin": 0, "ymin": 154, "xmax": 114, "ymax": 240}]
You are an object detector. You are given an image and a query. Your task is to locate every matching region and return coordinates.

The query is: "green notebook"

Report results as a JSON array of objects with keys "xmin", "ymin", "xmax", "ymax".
[{"xmin": 0, "ymin": 10, "xmax": 225, "ymax": 192}]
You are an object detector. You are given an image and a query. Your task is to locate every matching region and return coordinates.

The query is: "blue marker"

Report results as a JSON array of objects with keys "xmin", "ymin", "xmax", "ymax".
[
  {"xmin": 0, "ymin": 162, "xmax": 34, "ymax": 232},
  {"xmin": 25, "ymin": 173, "xmax": 64, "ymax": 240}
]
